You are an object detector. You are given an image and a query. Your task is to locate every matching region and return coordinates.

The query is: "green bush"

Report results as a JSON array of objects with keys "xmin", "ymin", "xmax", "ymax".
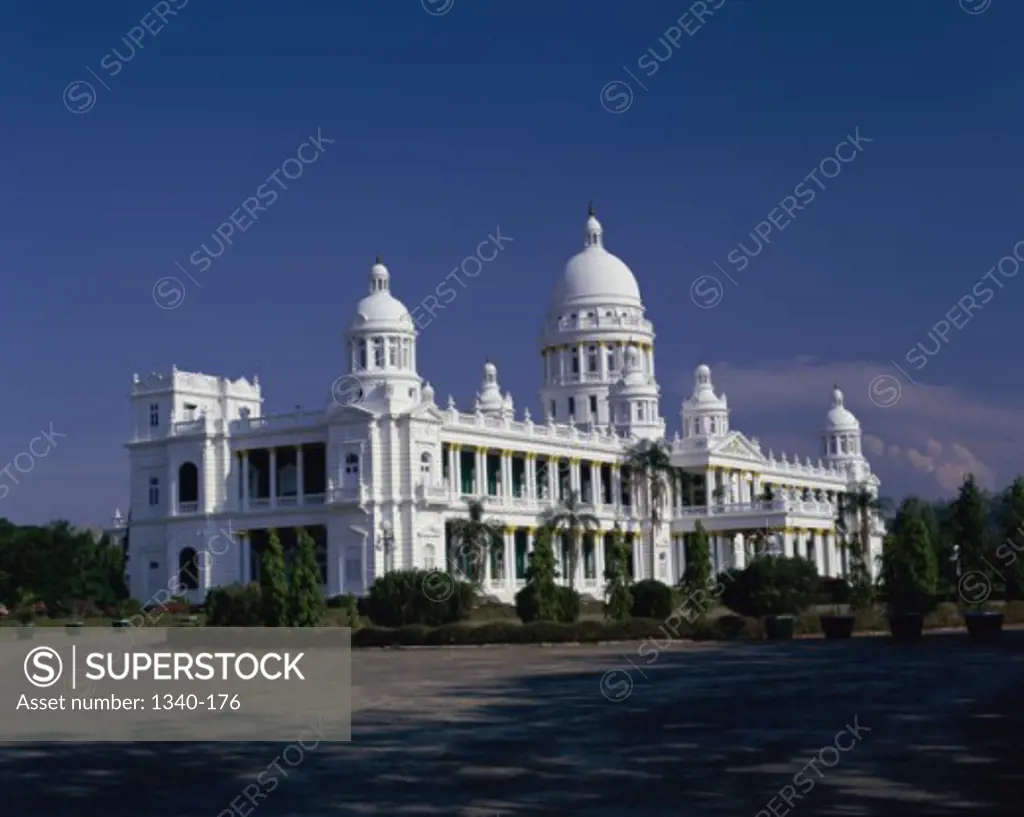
[
  {"xmin": 881, "ymin": 516, "xmax": 938, "ymax": 614},
  {"xmin": 205, "ymin": 583, "xmax": 262, "ymax": 626},
  {"xmin": 629, "ymin": 579, "xmax": 676, "ymax": 619},
  {"xmin": 815, "ymin": 577, "xmax": 852, "ymax": 606},
  {"xmin": 515, "ymin": 583, "xmax": 572, "ymax": 624},
  {"xmin": 364, "ymin": 570, "xmax": 476, "ymax": 627},
  {"xmin": 557, "ymin": 586, "xmax": 581, "ymax": 623},
  {"xmin": 327, "ymin": 593, "xmax": 362, "ymax": 627},
  {"xmin": 720, "ymin": 556, "xmax": 819, "ymax": 618}
]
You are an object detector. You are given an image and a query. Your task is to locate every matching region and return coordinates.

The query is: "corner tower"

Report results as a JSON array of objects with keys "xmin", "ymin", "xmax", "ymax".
[
  {"xmin": 339, "ymin": 255, "xmax": 421, "ymax": 411},
  {"xmin": 538, "ymin": 205, "xmax": 657, "ymax": 427}
]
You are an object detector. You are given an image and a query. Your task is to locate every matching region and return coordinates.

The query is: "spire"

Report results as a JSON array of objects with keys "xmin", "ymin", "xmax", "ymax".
[
  {"xmin": 584, "ymin": 203, "xmax": 603, "ymax": 249},
  {"xmin": 588, "ymin": 200, "xmax": 595, "ymax": 217}
]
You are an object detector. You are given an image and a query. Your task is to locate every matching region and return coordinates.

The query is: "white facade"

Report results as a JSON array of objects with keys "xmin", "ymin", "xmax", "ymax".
[{"xmin": 114, "ymin": 209, "xmax": 884, "ymax": 605}]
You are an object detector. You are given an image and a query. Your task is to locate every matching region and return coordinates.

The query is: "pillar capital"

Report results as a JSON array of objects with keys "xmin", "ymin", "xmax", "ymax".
[{"xmin": 475, "ymin": 446, "xmax": 488, "ymax": 454}]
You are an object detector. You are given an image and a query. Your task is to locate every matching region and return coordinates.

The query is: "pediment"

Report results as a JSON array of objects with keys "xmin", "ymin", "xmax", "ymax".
[
  {"xmin": 408, "ymin": 403, "xmax": 446, "ymax": 424},
  {"xmin": 710, "ymin": 433, "xmax": 764, "ymax": 462}
]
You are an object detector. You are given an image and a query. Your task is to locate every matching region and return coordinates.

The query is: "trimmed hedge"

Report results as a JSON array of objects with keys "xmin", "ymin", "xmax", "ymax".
[
  {"xmin": 363, "ymin": 570, "xmax": 476, "ymax": 627},
  {"xmin": 629, "ymin": 579, "xmax": 676, "ymax": 619}
]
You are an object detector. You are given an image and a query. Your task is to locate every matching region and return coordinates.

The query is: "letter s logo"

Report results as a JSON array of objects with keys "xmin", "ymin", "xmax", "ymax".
[{"xmin": 24, "ymin": 646, "xmax": 63, "ymax": 688}]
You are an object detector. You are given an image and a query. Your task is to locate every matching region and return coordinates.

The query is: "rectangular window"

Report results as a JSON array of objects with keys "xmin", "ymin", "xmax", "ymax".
[
  {"xmin": 550, "ymin": 400, "xmax": 556, "ymax": 419},
  {"xmin": 373, "ymin": 339, "xmax": 385, "ymax": 368},
  {"xmin": 148, "ymin": 477, "xmax": 160, "ymax": 506},
  {"xmin": 149, "ymin": 404, "xmax": 159, "ymax": 427},
  {"xmin": 515, "ymin": 531, "xmax": 528, "ymax": 579},
  {"xmin": 149, "ymin": 561, "xmax": 159, "ymax": 570},
  {"xmin": 588, "ymin": 346, "xmax": 598, "ymax": 372},
  {"xmin": 344, "ymin": 557, "xmax": 362, "ymax": 585},
  {"xmin": 358, "ymin": 340, "xmax": 368, "ymax": 369},
  {"xmin": 589, "ymin": 395, "xmax": 598, "ymax": 417},
  {"xmin": 571, "ymin": 348, "xmax": 579, "ymax": 374},
  {"xmin": 568, "ymin": 397, "xmax": 575, "ymax": 418},
  {"xmin": 607, "ymin": 349, "xmax": 615, "ymax": 373},
  {"xmin": 388, "ymin": 338, "xmax": 398, "ymax": 367}
]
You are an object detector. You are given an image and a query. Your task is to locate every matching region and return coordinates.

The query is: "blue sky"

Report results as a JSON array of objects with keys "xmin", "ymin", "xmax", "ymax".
[{"xmin": 1, "ymin": 0, "xmax": 1022, "ymax": 525}]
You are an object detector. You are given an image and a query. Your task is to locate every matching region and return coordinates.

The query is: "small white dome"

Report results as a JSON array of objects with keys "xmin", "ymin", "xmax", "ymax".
[
  {"xmin": 349, "ymin": 256, "xmax": 414, "ymax": 332},
  {"xmin": 685, "ymin": 363, "xmax": 726, "ymax": 409},
  {"xmin": 550, "ymin": 206, "xmax": 642, "ymax": 309},
  {"xmin": 825, "ymin": 386, "xmax": 860, "ymax": 431}
]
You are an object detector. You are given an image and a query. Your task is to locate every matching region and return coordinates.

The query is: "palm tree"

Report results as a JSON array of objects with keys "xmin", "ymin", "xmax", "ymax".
[
  {"xmin": 448, "ymin": 498, "xmax": 504, "ymax": 585},
  {"xmin": 624, "ymin": 439, "xmax": 687, "ymax": 580},
  {"xmin": 851, "ymin": 488, "xmax": 891, "ymax": 556},
  {"xmin": 542, "ymin": 490, "xmax": 599, "ymax": 589}
]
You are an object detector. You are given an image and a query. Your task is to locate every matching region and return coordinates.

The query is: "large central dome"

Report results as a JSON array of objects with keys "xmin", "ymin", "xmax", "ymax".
[{"xmin": 550, "ymin": 207, "xmax": 642, "ymax": 310}]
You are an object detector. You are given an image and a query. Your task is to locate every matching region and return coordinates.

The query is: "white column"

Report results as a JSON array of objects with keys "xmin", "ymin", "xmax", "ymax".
[
  {"xmin": 241, "ymin": 452, "xmax": 249, "ymax": 510},
  {"xmin": 548, "ymin": 458, "xmax": 558, "ymax": 504},
  {"xmin": 570, "ymin": 459, "xmax": 581, "ymax": 498},
  {"xmin": 446, "ymin": 445, "xmax": 456, "ymax": 493},
  {"xmin": 783, "ymin": 529, "xmax": 794, "ymax": 558},
  {"xmin": 612, "ymin": 466, "xmax": 622, "ymax": 515},
  {"xmin": 296, "ymin": 445, "xmax": 305, "ymax": 503},
  {"xmin": 269, "ymin": 448, "xmax": 278, "ymax": 508},
  {"xmin": 595, "ymin": 530, "xmax": 606, "ymax": 584},
  {"xmin": 453, "ymin": 446, "xmax": 463, "ymax": 495},
  {"xmin": 733, "ymin": 532, "xmax": 746, "ymax": 569},
  {"xmin": 706, "ymin": 468, "xmax": 716, "ymax": 506},
  {"xmin": 476, "ymin": 447, "xmax": 486, "ymax": 496},
  {"xmin": 593, "ymin": 463, "xmax": 603, "ymax": 509},
  {"xmin": 505, "ymin": 528, "xmax": 514, "ymax": 589},
  {"xmin": 526, "ymin": 455, "xmax": 536, "ymax": 499},
  {"xmin": 501, "ymin": 454, "xmax": 512, "ymax": 499}
]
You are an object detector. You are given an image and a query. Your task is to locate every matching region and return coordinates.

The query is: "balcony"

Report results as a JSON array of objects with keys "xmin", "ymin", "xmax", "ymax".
[
  {"xmin": 416, "ymin": 482, "xmax": 451, "ymax": 506},
  {"xmin": 675, "ymin": 499, "xmax": 835, "ymax": 521},
  {"xmin": 329, "ymin": 484, "xmax": 367, "ymax": 505}
]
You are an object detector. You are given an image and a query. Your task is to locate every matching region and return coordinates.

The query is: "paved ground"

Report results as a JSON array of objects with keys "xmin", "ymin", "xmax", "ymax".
[{"xmin": 2, "ymin": 632, "xmax": 1024, "ymax": 815}]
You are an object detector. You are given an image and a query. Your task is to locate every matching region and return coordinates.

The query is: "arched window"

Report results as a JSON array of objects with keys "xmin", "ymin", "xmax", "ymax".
[
  {"xmin": 178, "ymin": 462, "xmax": 199, "ymax": 506},
  {"xmin": 420, "ymin": 452, "xmax": 432, "ymax": 481},
  {"xmin": 178, "ymin": 547, "xmax": 200, "ymax": 590}
]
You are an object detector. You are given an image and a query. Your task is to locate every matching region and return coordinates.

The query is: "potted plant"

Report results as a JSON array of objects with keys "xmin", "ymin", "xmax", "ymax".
[
  {"xmin": 955, "ymin": 474, "xmax": 1005, "ymax": 641},
  {"xmin": 721, "ymin": 555, "xmax": 818, "ymax": 640},
  {"xmin": 881, "ymin": 517, "xmax": 938, "ymax": 641},
  {"xmin": 820, "ymin": 536, "xmax": 871, "ymax": 639},
  {"xmin": 963, "ymin": 601, "xmax": 1003, "ymax": 642}
]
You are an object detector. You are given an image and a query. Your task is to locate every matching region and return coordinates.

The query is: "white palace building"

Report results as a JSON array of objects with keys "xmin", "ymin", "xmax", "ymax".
[{"xmin": 114, "ymin": 208, "xmax": 884, "ymax": 605}]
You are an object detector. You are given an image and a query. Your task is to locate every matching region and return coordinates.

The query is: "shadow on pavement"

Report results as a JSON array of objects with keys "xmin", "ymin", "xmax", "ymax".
[{"xmin": 1, "ymin": 632, "xmax": 1023, "ymax": 816}]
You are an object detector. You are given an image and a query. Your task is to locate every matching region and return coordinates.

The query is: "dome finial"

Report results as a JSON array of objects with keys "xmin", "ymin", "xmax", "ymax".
[
  {"xmin": 376, "ymin": 252, "xmax": 382, "ymax": 264},
  {"xmin": 588, "ymin": 200, "xmax": 595, "ymax": 217}
]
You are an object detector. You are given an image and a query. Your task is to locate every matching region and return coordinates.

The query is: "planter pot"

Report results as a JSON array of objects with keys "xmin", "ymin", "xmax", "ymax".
[
  {"xmin": 965, "ymin": 611, "xmax": 1003, "ymax": 642},
  {"xmin": 764, "ymin": 614, "xmax": 795, "ymax": 641},
  {"xmin": 888, "ymin": 612, "xmax": 924, "ymax": 641},
  {"xmin": 820, "ymin": 615, "xmax": 854, "ymax": 640}
]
